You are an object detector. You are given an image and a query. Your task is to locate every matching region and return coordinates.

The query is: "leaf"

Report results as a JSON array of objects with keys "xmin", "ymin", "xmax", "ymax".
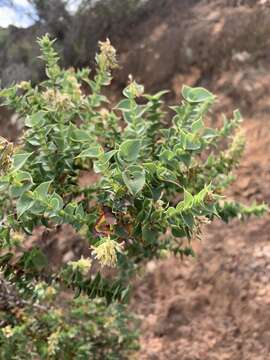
[
  {"xmin": 144, "ymin": 90, "xmax": 170, "ymax": 100},
  {"xmin": 17, "ymin": 192, "xmax": 34, "ymax": 218},
  {"xmin": 119, "ymin": 139, "xmax": 141, "ymax": 163},
  {"xmin": 176, "ymin": 190, "xmax": 194, "ymax": 212},
  {"xmin": 25, "ymin": 111, "xmax": 46, "ymax": 128},
  {"xmin": 10, "ymin": 171, "xmax": 33, "ymax": 198},
  {"xmin": 26, "ymin": 135, "xmax": 41, "ymax": 146},
  {"xmin": 233, "ymin": 109, "xmax": 242, "ymax": 123},
  {"xmin": 122, "ymin": 165, "xmax": 145, "ymax": 196},
  {"xmin": 71, "ymin": 128, "xmax": 91, "ymax": 142},
  {"xmin": 93, "ymin": 150, "xmax": 117, "ymax": 173},
  {"xmin": 172, "ymin": 226, "xmax": 186, "ymax": 238},
  {"xmin": 12, "ymin": 152, "xmax": 32, "ymax": 171},
  {"xmin": 202, "ymin": 128, "xmax": 217, "ymax": 140},
  {"xmin": 49, "ymin": 193, "xmax": 64, "ymax": 213},
  {"xmin": 181, "ymin": 212, "xmax": 194, "ymax": 228},
  {"xmin": 166, "ymin": 207, "xmax": 177, "ymax": 217},
  {"xmin": 142, "ymin": 226, "xmax": 157, "ymax": 243},
  {"xmin": 120, "ymin": 285, "xmax": 131, "ymax": 303},
  {"xmin": 64, "ymin": 202, "xmax": 77, "ymax": 215},
  {"xmin": 30, "ymin": 201, "xmax": 47, "ymax": 215},
  {"xmin": 34, "ymin": 181, "xmax": 52, "ymax": 199},
  {"xmin": 159, "ymin": 150, "xmax": 175, "ymax": 163},
  {"xmin": 88, "ymin": 94, "xmax": 109, "ymax": 107},
  {"xmin": 0, "ymin": 177, "xmax": 9, "ymax": 192},
  {"xmin": 191, "ymin": 118, "xmax": 204, "ymax": 132},
  {"xmin": 184, "ymin": 133, "xmax": 201, "ymax": 151},
  {"xmin": 75, "ymin": 203, "xmax": 84, "ymax": 218},
  {"xmin": 115, "ymin": 99, "xmax": 132, "ymax": 112},
  {"xmin": 22, "ymin": 248, "xmax": 47, "ymax": 271},
  {"xmin": 182, "ymin": 85, "xmax": 215, "ymax": 103},
  {"xmin": 77, "ymin": 145, "xmax": 101, "ymax": 159},
  {"xmin": 194, "ymin": 185, "xmax": 211, "ymax": 206}
]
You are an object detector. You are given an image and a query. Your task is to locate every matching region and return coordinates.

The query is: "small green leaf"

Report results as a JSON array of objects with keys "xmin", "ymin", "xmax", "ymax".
[
  {"xmin": 177, "ymin": 190, "xmax": 194, "ymax": 212},
  {"xmin": 181, "ymin": 212, "xmax": 194, "ymax": 228},
  {"xmin": 202, "ymin": 128, "xmax": 217, "ymax": 140},
  {"xmin": 17, "ymin": 192, "xmax": 34, "ymax": 218},
  {"xmin": 122, "ymin": 165, "xmax": 145, "ymax": 196},
  {"xmin": 25, "ymin": 111, "xmax": 46, "ymax": 128},
  {"xmin": 166, "ymin": 207, "xmax": 177, "ymax": 217},
  {"xmin": 191, "ymin": 118, "xmax": 204, "ymax": 132},
  {"xmin": 77, "ymin": 145, "xmax": 101, "ymax": 159},
  {"xmin": 22, "ymin": 248, "xmax": 47, "ymax": 271},
  {"xmin": 119, "ymin": 139, "xmax": 141, "ymax": 163},
  {"xmin": 184, "ymin": 133, "xmax": 201, "ymax": 151},
  {"xmin": 71, "ymin": 128, "xmax": 91, "ymax": 142},
  {"xmin": 142, "ymin": 226, "xmax": 157, "ymax": 243},
  {"xmin": 172, "ymin": 226, "xmax": 186, "ymax": 238},
  {"xmin": 115, "ymin": 99, "xmax": 132, "ymax": 112},
  {"xmin": 10, "ymin": 171, "xmax": 33, "ymax": 198},
  {"xmin": 34, "ymin": 181, "xmax": 52, "ymax": 199},
  {"xmin": 12, "ymin": 152, "xmax": 32, "ymax": 171},
  {"xmin": 49, "ymin": 193, "xmax": 63, "ymax": 212},
  {"xmin": 123, "ymin": 82, "xmax": 144, "ymax": 98},
  {"xmin": 182, "ymin": 85, "xmax": 215, "ymax": 103},
  {"xmin": 144, "ymin": 90, "xmax": 169, "ymax": 100},
  {"xmin": 194, "ymin": 185, "xmax": 211, "ymax": 206},
  {"xmin": 159, "ymin": 150, "xmax": 175, "ymax": 163},
  {"xmin": 0, "ymin": 177, "xmax": 9, "ymax": 192},
  {"xmin": 94, "ymin": 150, "xmax": 117, "ymax": 173}
]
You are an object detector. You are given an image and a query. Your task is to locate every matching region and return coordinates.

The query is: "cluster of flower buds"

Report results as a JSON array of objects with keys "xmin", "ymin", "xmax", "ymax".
[
  {"xmin": 98, "ymin": 38, "xmax": 118, "ymax": 70},
  {"xmin": 0, "ymin": 137, "xmax": 13, "ymax": 176},
  {"xmin": 68, "ymin": 256, "xmax": 92, "ymax": 275}
]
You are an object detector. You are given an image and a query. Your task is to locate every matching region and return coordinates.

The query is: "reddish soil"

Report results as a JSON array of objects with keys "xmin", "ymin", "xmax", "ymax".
[
  {"xmin": 127, "ymin": 1, "xmax": 270, "ymax": 359},
  {"xmin": 133, "ymin": 116, "xmax": 270, "ymax": 359}
]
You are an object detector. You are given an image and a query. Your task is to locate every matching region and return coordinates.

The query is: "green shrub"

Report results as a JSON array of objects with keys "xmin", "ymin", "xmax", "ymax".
[
  {"xmin": 0, "ymin": 281, "xmax": 138, "ymax": 359},
  {"xmin": 0, "ymin": 34, "xmax": 267, "ymax": 303}
]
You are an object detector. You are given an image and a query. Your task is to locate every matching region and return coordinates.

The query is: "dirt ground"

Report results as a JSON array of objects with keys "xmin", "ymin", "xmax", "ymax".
[
  {"xmin": 133, "ymin": 116, "xmax": 270, "ymax": 359},
  {"xmin": 127, "ymin": 1, "xmax": 270, "ymax": 359},
  {"xmin": 1, "ymin": 0, "xmax": 270, "ymax": 359}
]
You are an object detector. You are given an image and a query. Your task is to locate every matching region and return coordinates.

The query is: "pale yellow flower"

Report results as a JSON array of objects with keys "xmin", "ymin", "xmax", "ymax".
[
  {"xmin": 68, "ymin": 256, "xmax": 92, "ymax": 275},
  {"xmin": 91, "ymin": 237, "xmax": 123, "ymax": 267},
  {"xmin": 17, "ymin": 81, "xmax": 31, "ymax": 90},
  {"xmin": 48, "ymin": 327, "xmax": 61, "ymax": 356},
  {"xmin": 45, "ymin": 286, "xmax": 57, "ymax": 298},
  {"xmin": 158, "ymin": 249, "xmax": 171, "ymax": 259},
  {"xmin": 11, "ymin": 231, "xmax": 24, "ymax": 243},
  {"xmin": 2, "ymin": 325, "xmax": 14, "ymax": 338}
]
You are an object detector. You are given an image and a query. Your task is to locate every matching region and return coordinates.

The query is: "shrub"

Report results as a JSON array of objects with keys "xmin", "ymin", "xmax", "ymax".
[
  {"xmin": 0, "ymin": 34, "xmax": 267, "ymax": 303},
  {"xmin": 0, "ymin": 280, "xmax": 138, "ymax": 359}
]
